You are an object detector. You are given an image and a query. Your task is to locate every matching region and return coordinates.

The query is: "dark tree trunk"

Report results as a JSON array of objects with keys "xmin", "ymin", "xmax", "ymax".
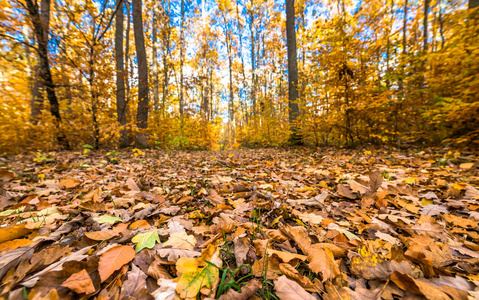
[
  {"xmin": 236, "ymin": 0, "xmax": 248, "ymax": 124},
  {"xmin": 249, "ymin": 0, "xmax": 256, "ymax": 116},
  {"xmin": 286, "ymin": 0, "xmax": 300, "ymax": 144},
  {"xmin": 132, "ymin": 0, "xmax": 149, "ymax": 147},
  {"xmin": 423, "ymin": 0, "xmax": 430, "ymax": 52},
  {"xmin": 470, "ymin": 0, "xmax": 479, "ymax": 9},
  {"xmin": 161, "ymin": 0, "xmax": 171, "ymax": 116},
  {"xmin": 31, "ymin": 66, "xmax": 42, "ymax": 121},
  {"xmin": 152, "ymin": 0, "xmax": 159, "ymax": 111},
  {"xmin": 115, "ymin": 0, "xmax": 129, "ymax": 147},
  {"xmin": 179, "ymin": 0, "xmax": 185, "ymax": 118},
  {"xmin": 25, "ymin": 0, "xmax": 69, "ymax": 149}
]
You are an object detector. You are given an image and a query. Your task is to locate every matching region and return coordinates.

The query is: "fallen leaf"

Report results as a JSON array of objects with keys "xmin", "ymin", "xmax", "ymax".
[
  {"xmin": 337, "ymin": 183, "xmax": 356, "ymax": 199},
  {"xmin": 93, "ymin": 215, "xmax": 122, "ymax": 225},
  {"xmin": 176, "ymin": 244, "xmax": 223, "ymax": 299},
  {"xmin": 163, "ymin": 231, "xmax": 197, "ymax": 250},
  {"xmin": 157, "ymin": 248, "xmax": 201, "ymax": 262},
  {"xmin": 391, "ymin": 271, "xmax": 451, "ymax": 300},
  {"xmin": 84, "ymin": 230, "xmax": 120, "ymax": 241},
  {"xmin": 0, "ymin": 239, "xmax": 33, "ymax": 252},
  {"xmin": 59, "ymin": 178, "xmax": 81, "ymax": 189},
  {"xmin": 218, "ymin": 279, "xmax": 262, "ymax": 300},
  {"xmin": 121, "ymin": 264, "xmax": 148, "ymax": 298},
  {"xmin": 420, "ymin": 204, "xmax": 449, "ymax": 216},
  {"xmin": 274, "ymin": 275, "xmax": 314, "ymax": 300},
  {"xmin": 98, "ymin": 245, "xmax": 135, "ymax": 282},
  {"xmin": 132, "ymin": 230, "xmax": 160, "ymax": 252},
  {"xmin": 369, "ymin": 171, "xmax": 383, "ymax": 192},
  {"xmin": 0, "ymin": 224, "xmax": 32, "ymax": 243},
  {"xmin": 152, "ymin": 278, "xmax": 177, "ymax": 300},
  {"xmin": 307, "ymin": 247, "xmax": 340, "ymax": 282},
  {"xmin": 61, "ymin": 269, "xmax": 96, "ymax": 294}
]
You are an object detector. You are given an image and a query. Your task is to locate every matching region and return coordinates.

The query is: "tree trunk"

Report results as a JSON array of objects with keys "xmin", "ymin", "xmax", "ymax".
[
  {"xmin": 286, "ymin": 0, "xmax": 300, "ymax": 144},
  {"xmin": 31, "ymin": 66, "xmax": 42, "ymax": 121},
  {"xmin": 423, "ymin": 0, "xmax": 430, "ymax": 53},
  {"xmin": 179, "ymin": 0, "xmax": 185, "ymax": 118},
  {"xmin": 125, "ymin": 2, "xmax": 131, "ymax": 118},
  {"xmin": 403, "ymin": 0, "xmax": 407, "ymax": 55},
  {"xmin": 152, "ymin": 0, "xmax": 159, "ymax": 112},
  {"xmin": 236, "ymin": 1, "xmax": 248, "ymax": 124},
  {"xmin": 30, "ymin": 0, "xmax": 51, "ymax": 122},
  {"xmin": 439, "ymin": 7, "xmax": 445, "ymax": 49},
  {"xmin": 470, "ymin": 0, "xmax": 479, "ymax": 9},
  {"xmin": 25, "ymin": 0, "xmax": 69, "ymax": 149},
  {"xmin": 161, "ymin": 0, "xmax": 171, "ymax": 116},
  {"xmin": 249, "ymin": 0, "xmax": 256, "ymax": 116},
  {"xmin": 396, "ymin": 0, "xmax": 408, "ymax": 144},
  {"xmin": 132, "ymin": 0, "xmax": 149, "ymax": 147},
  {"xmin": 115, "ymin": 0, "xmax": 129, "ymax": 147}
]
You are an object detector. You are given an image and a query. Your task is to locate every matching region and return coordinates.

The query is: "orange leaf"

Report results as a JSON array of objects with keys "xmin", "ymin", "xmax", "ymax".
[
  {"xmin": 98, "ymin": 245, "xmax": 135, "ymax": 282},
  {"xmin": 0, "ymin": 239, "xmax": 33, "ymax": 252},
  {"xmin": 129, "ymin": 220, "xmax": 151, "ymax": 230},
  {"xmin": 61, "ymin": 269, "xmax": 96, "ymax": 294},
  {"xmin": 59, "ymin": 178, "xmax": 81, "ymax": 189},
  {"xmin": 0, "ymin": 224, "xmax": 32, "ymax": 244},
  {"xmin": 84, "ymin": 230, "xmax": 120, "ymax": 241}
]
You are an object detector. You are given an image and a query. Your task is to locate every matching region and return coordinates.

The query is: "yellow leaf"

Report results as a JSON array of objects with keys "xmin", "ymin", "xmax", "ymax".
[
  {"xmin": 0, "ymin": 239, "xmax": 33, "ymax": 252},
  {"xmin": 176, "ymin": 244, "xmax": 223, "ymax": 299},
  {"xmin": 163, "ymin": 231, "xmax": 197, "ymax": 250},
  {"xmin": 0, "ymin": 224, "xmax": 32, "ymax": 243}
]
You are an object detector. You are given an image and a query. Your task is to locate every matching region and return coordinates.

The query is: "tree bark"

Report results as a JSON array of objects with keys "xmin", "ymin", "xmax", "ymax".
[
  {"xmin": 286, "ymin": 0, "xmax": 300, "ymax": 144},
  {"xmin": 179, "ymin": 0, "xmax": 185, "ymax": 117},
  {"xmin": 115, "ymin": 0, "xmax": 129, "ymax": 147},
  {"xmin": 152, "ymin": 0, "xmax": 159, "ymax": 112},
  {"xmin": 470, "ymin": 0, "xmax": 479, "ymax": 9},
  {"xmin": 249, "ymin": 0, "xmax": 256, "ymax": 116},
  {"xmin": 161, "ymin": 0, "xmax": 171, "ymax": 115},
  {"xmin": 236, "ymin": 0, "xmax": 248, "ymax": 124},
  {"xmin": 423, "ymin": 0, "xmax": 430, "ymax": 53},
  {"xmin": 132, "ymin": 0, "xmax": 149, "ymax": 147},
  {"xmin": 25, "ymin": 0, "xmax": 69, "ymax": 149}
]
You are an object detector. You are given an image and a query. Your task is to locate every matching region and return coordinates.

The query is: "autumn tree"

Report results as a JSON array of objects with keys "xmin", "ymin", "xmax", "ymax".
[
  {"xmin": 25, "ymin": 0, "xmax": 69, "ymax": 149},
  {"xmin": 132, "ymin": 0, "xmax": 149, "ymax": 147},
  {"xmin": 115, "ymin": 0, "xmax": 129, "ymax": 147},
  {"xmin": 285, "ymin": 0, "xmax": 300, "ymax": 144}
]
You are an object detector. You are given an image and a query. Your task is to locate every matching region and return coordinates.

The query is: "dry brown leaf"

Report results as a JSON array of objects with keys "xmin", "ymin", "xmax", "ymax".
[
  {"xmin": 442, "ymin": 214, "xmax": 477, "ymax": 229},
  {"xmin": 61, "ymin": 269, "xmax": 96, "ymax": 294},
  {"xmin": 121, "ymin": 264, "xmax": 148, "ymax": 298},
  {"xmin": 0, "ymin": 224, "xmax": 32, "ymax": 243},
  {"xmin": 274, "ymin": 275, "xmax": 315, "ymax": 300},
  {"xmin": 84, "ymin": 230, "xmax": 120, "ymax": 241},
  {"xmin": 163, "ymin": 231, "xmax": 197, "ymax": 250},
  {"xmin": 278, "ymin": 263, "xmax": 318, "ymax": 292},
  {"xmin": 218, "ymin": 279, "xmax": 262, "ymax": 300},
  {"xmin": 0, "ymin": 239, "xmax": 33, "ymax": 252},
  {"xmin": 59, "ymin": 178, "xmax": 81, "ymax": 189},
  {"xmin": 307, "ymin": 247, "xmax": 340, "ymax": 282},
  {"xmin": 147, "ymin": 260, "xmax": 173, "ymax": 280},
  {"xmin": 391, "ymin": 271, "xmax": 451, "ymax": 300},
  {"xmin": 98, "ymin": 245, "xmax": 135, "ymax": 282},
  {"xmin": 269, "ymin": 249, "xmax": 307, "ymax": 263},
  {"xmin": 369, "ymin": 171, "xmax": 383, "ymax": 192},
  {"xmin": 350, "ymin": 180, "xmax": 370, "ymax": 195},
  {"xmin": 157, "ymin": 248, "xmax": 201, "ymax": 262},
  {"xmin": 337, "ymin": 183, "xmax": 356, "ymax": 199},
  {"xmin": 126, "ymin": 178, "xmax": 141, "ymax": 191}
]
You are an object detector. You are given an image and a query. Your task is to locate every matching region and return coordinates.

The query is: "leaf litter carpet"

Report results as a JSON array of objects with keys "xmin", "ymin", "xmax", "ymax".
[{"xmin": 0, "ymin": 148, "xmax": 478, "ymax": 300}]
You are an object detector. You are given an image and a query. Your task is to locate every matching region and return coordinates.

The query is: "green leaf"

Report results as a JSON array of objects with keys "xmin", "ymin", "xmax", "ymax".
[
  {"xmin": 132, "ymin": 230, "xmax": 160, "ymax": 252},
  {"xmin": 94, "ymin": 215, "xmax": 122, "ymax": 225}
]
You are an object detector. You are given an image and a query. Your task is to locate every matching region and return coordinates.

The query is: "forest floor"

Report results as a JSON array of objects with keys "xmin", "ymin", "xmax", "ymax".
[{"xmin": 0, "ymin": 147, "xmax": 478, "ymax": 300}]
